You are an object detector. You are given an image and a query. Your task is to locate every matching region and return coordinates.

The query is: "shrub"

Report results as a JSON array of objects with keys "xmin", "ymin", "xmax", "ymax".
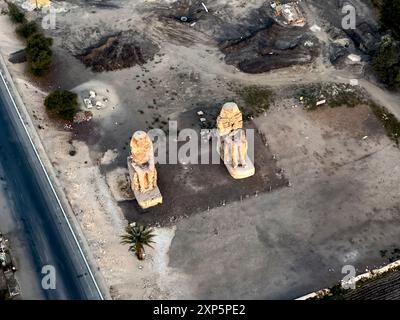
[
  {"xmin": 380, "ymin": 0, "xmax": 400, "ymax": 40},
  {"xmin": 26, "ymin": 32, "xmax": 53, "ymax": 76},
  {"xmin": 7, "ymin": 2, "xmax": 25, "ymax": 23},
  {"xmin": 236, "ymin": 86, "xmax": 273, "ymax": 119},
  {"xmin": 16, "ymin": 21, "xmax": 38, "ymax": 39},
  {"xmin": 370, "ymin": 103, "xmax": 400, "ymax": 146},
  {"xmin": 372, "ymin": 36, "xmax": 400, "ymax": 88},
  {"xmin": 44, "ymin": 90, "xmax": 78, "ymax": 120}
]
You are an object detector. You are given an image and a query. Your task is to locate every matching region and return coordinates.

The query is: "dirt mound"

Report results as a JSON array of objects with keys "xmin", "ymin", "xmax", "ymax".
[
  {"xmin": 77, "ymin": 31, "xmax": 159, "ymax": 72},
  {"xmin": 221, "ymin": 23, "xmax": 320, "ymax": 74}
]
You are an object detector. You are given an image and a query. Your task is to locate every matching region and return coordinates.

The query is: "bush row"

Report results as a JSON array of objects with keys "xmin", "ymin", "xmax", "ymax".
[{"xmin": 7, "ymin": 2, "xmax": 53, "ymax": 76}]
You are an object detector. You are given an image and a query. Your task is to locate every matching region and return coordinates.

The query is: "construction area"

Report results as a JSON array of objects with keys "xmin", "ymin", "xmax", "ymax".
[{"xmin": 0, "ymin": 0, "xmax": 400, "ymax": 299}]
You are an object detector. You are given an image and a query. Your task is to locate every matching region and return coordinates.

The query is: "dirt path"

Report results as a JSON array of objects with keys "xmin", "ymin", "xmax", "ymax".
[{"xmin": 359, "ymin": 80, "xmax": 400, "ymax": 118}]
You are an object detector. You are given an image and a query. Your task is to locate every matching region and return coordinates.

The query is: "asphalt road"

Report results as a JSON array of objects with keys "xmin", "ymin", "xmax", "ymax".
[{"xmin": 0, "ymin": 71, "xmax": 104, "ymax": 300}]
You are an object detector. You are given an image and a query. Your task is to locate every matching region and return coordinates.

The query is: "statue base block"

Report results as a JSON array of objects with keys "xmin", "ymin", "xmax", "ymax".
[
  {"xmin": 224, "ymin": 155, "xmax": 255, "ymax": 179},
  {"xmin": 127, "ymin": 158, "xmax": 163, "ymax": 209},
  {"xmin": 134, "ymin": 187, "xmax": 163, "ymax": 209}
]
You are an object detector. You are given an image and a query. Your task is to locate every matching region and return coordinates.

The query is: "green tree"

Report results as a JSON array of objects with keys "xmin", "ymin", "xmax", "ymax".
[
  {"xmin": 7, "ymin": 2, "xmax": 25, "ymax": 23},
  {"xmin": 380, "ymin": 0, "xmax": 400, "ymax": 40},
  {"xmin": 120, "ymin": 223, "xmax": 156, "ymax": 260},
  {"xmin": 16, "ymin": 21, "xmax": 38, "ymax": 39},
  {"xmin": 26, "ymin": 32, "xmax": 53, "ymax": 76},
  {"xmin": 44, "ymin": 90, "xmax": 78, "ymax": 120},
  {"xmin": 372, "ymin": 36, "xmax": 400, "ymax": 88}
]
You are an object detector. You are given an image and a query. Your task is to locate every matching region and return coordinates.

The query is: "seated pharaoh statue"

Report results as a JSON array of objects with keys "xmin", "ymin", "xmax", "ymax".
[
  {"xmin": 127, "ymin": 131, "xmax": 162, "ymax": 209},
  {"xmin": 216, "ymin": 102, "xmax": 255, "ymax": 179}
]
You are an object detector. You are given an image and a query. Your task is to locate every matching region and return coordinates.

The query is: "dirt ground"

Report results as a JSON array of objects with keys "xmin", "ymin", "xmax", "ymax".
[
  {"xmin": 1, "ymin": 0, "xmax": 400, "ymax": 300},
  {"xmin": 168, "ymin": 102, "xmax": 400, "ymax": 299}
]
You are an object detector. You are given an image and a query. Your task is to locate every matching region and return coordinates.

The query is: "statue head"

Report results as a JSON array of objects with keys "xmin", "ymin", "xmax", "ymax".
[
  {"xmin": 130, "ymin": 131, "xmax": 152, "ymax": 165},
  {"xmin": 217, "ymin": 102, "xmax": 243, "ymax": 136}
]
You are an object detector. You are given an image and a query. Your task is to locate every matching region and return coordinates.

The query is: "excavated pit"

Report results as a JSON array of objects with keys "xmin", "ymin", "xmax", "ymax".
[
  {"xmin": 220, "ymin": 23, "xmax": 320, "ymax": 74},
  {"xmin": 77, "ymin": 31, "xmax": 159, "ymax": 72}
]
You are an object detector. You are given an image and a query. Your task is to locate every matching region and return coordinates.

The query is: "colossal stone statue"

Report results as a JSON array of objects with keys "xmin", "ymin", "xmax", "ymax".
[
  {"xmin": 216, "ymin": 102, "xmax": 255, "ymax": 179},
  {"xmin": 128, "ymin": 131, "xmax": 162, "ymax": 209}
]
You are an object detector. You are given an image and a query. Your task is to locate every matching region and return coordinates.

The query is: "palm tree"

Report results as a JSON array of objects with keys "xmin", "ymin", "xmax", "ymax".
[{"xmin": 120, "ymin": 223, "xmax": 156, "ymax": 260}]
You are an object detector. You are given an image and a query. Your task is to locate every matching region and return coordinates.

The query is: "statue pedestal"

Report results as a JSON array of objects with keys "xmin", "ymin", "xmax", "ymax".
[
  {"xmin": 127, "ymin": 158, "xmax": 163, "ymax": 209},
  {"xmin": 216, "ymin": 135, "xmax": 255, "ymax": 180},
  {"xmin": 224, "ymin": 154, "xmax": 255, "ymax": 179}
]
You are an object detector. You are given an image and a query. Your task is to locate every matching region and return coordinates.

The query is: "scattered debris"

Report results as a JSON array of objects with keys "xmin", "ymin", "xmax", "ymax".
[
  {"xmin": 350, "ymin": 79, "xmax": 359, "ymax": 86},
  {"xmin": 82, "ymin": 89, "xmax": 109, "ymax": 112},
  {"xmin": 83, "ymin": 98, "xmax": 93, "ymax": 109},
  {"xmin": 310, "ymin": 24, "xmax": 322, "ymax": 32},
  {"xmin": 73, "ymin": 111, "xmax": 93, "ymax": 124},
  {"xmin": 347, "ymin": 54, "xmax": 362, "ymax": 63},
  {"xmin": 201, "ymin": 2, "xmax": 208, "ymax": 13},
  {"xmin": 304, "ymin": 41, "xmax": 314, "ymax": 47},
  {"xmin": 0, "ymin": 233, "xmax": 20, "ymax": 299},
  {"xmin": 276, "ymin": 3, "xmax": 306, "ymax": 27}
]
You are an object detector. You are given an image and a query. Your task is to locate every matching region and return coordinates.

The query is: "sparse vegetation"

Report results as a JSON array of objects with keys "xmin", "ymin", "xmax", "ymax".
[
  {"xmin": 372, "ymin": 36, "xmax": 400, "ymax": 88},
  {"xmin": 44, "ymin": 90, "xmax": 78, "ymax": 120},
  {"xmin": 120, "ymin": 223, "xmax": 156, "ymax": 260},
  {"xmin": 379, "ymin": 0, "xmax": 400, "ymax": 40},
  {"xmin": 236, "ymin": 86, "xmax": 273, "ymax": 119},
  {"xmin": 5, "ymin": 2, "xmax": 53, "ymax": 77},
  {"xmin": 296, "ymin": 83, "xmax": 363, "ymax": 110},
  {"xmin": 370, "ymin": 102, "xmax": 400, "ymax": 146},
  {"xmin": 16, "ymin": 21, "xmax": 38, "ymax": 39},
  {"xmin": 26, "ymin": 32, "xmax": 53, "ymax": 76},
  {"xmin": 6, "ymin": 2, "xmax": 25, "ymax": 23},
  {"xmin": 370, "ymin": 0, "xmax": 400, "ymax": 88}
]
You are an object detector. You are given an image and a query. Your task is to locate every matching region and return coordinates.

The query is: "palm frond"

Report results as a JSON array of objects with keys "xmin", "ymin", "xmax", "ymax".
[{"xmin": 120, "ymin": 223, "xmax": 156, "ymax": 258}]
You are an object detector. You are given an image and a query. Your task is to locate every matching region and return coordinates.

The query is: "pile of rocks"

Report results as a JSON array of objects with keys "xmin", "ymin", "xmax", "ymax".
[{"xmin": 83, "ymin": 90, "xmax": 109, "ymax": 110}]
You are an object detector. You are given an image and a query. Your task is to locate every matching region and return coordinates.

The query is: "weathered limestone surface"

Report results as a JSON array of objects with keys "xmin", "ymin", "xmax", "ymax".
[
  {"xmin": 128, "ymin": 131, "xmax": 162, "ymax": 209},
  {"xmin": 216, "ymin": 103, "xmax": 255, "ymax": 179},
  {"xmin": 217, "ymin": 102, "xmax": 243, "ymax": 136}
]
